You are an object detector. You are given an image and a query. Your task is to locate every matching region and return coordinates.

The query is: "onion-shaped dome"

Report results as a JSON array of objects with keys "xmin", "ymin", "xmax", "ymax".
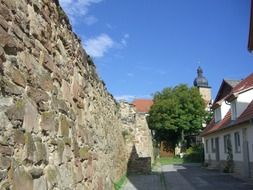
[{"xmin": 193, "ymin": 67, "xmax": 209, "ymax": 87}]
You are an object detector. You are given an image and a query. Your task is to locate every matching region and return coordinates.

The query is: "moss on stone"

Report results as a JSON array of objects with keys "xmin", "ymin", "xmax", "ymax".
[
  {"xmin": 15, "ymin": 99, "xmax": 25, "ymax": 109},
  {"xmin": 63, "ymin": 137, "xmax": 71, "ymax": 146},
  {"xmin": 59, "ymin": 116, "xmax": 69, "ymax": 137},
  {"xmin": 79, "ymin": 147, "xmax": 89, "ymax": 160},
  {"xmin": 24, "ymin": 132, "xmax": 35, "ymax": 161},
  {"xmin": 45, "ymin": 166, "xmax": 58, "ymax": 184},
  {"xmin": 57, "ymin": 139, "xmax": 64, "ymax": 164}
]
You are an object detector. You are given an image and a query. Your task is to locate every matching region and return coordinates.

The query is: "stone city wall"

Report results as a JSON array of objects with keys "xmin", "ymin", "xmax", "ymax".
[
  {"xmin": 0, "ymin": 0, "xmax": 128, "ymax": 189},
  {"xmin": 119, "ymin": 101, "xmax": 154, "ymax": 173}
]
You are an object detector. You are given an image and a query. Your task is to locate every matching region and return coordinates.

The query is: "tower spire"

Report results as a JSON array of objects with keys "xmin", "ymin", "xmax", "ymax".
[{"xmin": 194, "ymin": 66, "xmax": 208, "ymax": 87}]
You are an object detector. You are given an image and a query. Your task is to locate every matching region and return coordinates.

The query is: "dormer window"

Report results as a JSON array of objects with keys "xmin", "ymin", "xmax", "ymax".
[
  {"xmin": 231, "ymin": 99, "xmax": 237, "ymax": 120},
  {"xmin": 214, "ymin": 107, "xmax": 221, "ymax": 122}
]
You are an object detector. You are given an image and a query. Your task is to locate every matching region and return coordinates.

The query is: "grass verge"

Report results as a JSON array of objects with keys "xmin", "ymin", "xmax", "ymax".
[
  {"xmin": 157, "ymin": 157, "xmax": 184, "ymax": 165},
  {"xmin": 114, "ymin": 174, "xmax": 127, "ymax": 190}
]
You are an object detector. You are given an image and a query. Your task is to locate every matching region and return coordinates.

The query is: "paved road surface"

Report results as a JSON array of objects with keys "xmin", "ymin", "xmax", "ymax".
[{"xmin": 122, "ymin": 164, "xmax": 253, "ymax": 190}]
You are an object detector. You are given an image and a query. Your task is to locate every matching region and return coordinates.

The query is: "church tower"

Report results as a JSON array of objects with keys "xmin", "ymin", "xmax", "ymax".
[{"xmin": 193, "ymin": 66, "xmax": 212, "ymax": 106}]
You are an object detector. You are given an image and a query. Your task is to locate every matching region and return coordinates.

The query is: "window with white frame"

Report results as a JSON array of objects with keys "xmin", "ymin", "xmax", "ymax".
[
  {"xmin": 224, "ymin": 134, "xmax": 232, "ymax": 153},
  {"xmin": 231, "ymin": 99, "xmax": 237, "ymax": 120},
  {"xmin": 205, "ymin": 139, "xmax": 209, "ymax": 153},
  {"xmin": 214, "ymin": 107, "xmax": 221, "ymax": 123},
  {"xmin": 234, "ymin": 132, "xmax": 241, "ymax": 153},
  {"xmin": 211, "ymin": 138, "xmax": 215, "ymax": 152}
]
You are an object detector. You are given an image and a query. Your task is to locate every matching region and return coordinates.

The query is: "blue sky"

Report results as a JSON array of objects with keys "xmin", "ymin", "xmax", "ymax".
[{"xmin": 59, "ymin": 0, "xmax": 253, "ymax": 101}]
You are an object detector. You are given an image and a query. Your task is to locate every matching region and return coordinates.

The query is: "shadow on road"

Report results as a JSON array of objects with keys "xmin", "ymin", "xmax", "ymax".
[{"xmin": 123, "ymin": 149, "xmax": 253, "ymax": 190}]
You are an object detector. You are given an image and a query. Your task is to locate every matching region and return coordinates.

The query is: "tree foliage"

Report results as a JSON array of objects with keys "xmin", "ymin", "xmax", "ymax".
[{"xmin": 147, "ymin": 84, "xmax": 206, "ymax": 148}]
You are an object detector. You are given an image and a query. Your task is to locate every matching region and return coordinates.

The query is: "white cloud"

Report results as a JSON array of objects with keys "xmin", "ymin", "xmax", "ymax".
[
  {"xmin": 59, "ymin": 0, "xmax": 102, "ymax": 25},
  {"xmin": 84, "ymin": 15, "xmax": 98, "ymax": 25},
  {"xmin": 84, "ymin": 33, "xmax": 114, "ymax": 58},
  {"xmin": 120, "ymin": 33, "xmax": 130, "ymax": 47},
  {"xmin": 115, "ymin": 94, "xmax": 152, "ymax": 102},
  {"xmin": 115, "ymin": 95, "xmax": 136, "ymax": 102}
]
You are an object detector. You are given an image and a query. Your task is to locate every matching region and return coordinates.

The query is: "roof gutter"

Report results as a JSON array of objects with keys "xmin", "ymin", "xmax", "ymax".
[{"xmin": 201, "ymin": 119, "xmax": 250, "ymax": 137}]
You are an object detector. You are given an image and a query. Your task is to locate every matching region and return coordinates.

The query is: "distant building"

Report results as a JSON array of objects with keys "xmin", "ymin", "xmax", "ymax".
[
  {"xmin": 132, "ymin": 99, "xmax": 153, "ymax": 114},
  {"xmin": 193, "ymin": 66, "xmax": 212, "ymax": 107}
]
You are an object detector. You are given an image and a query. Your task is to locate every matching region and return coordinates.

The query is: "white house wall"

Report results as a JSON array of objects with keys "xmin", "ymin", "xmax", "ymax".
[
  {"xmin": 236, "ymin": 89, "xmax": 253, "ymax": 117},
  {"xmin": 221, "ymin": 101, "xmax": 230, "ymax": 119},
  {"xmin": 203, "ymin": 123, "xmax": 252, "ymax": 162},
  {"xmin": 248, "ymin": 123, "xmax": 253, "ymax": 162}
]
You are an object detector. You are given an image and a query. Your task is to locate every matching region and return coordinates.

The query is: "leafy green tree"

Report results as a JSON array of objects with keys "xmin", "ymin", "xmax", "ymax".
[{"xmin": 147, "ymin": 84, "xmax": 206, "ymax": 149}]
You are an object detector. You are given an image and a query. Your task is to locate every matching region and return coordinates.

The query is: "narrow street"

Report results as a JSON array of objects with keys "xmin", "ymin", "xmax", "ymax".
[{"xmin": 122, "ymin": 164, "xmax": 253, "ymax": 190}]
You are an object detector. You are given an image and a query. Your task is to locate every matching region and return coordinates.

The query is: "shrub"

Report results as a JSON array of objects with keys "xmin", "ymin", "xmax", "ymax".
[{"xmin": 183, "ymin": 144, "xmax": 204, "ymax": 163}]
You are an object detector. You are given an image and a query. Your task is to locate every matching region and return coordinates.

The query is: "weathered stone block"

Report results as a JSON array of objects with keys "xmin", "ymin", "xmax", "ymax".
[
  {"xmin": 23, "ymin": 100, "xmax": 38, "ymax": 132},
  {"xmin": 34, "ymin": 140, "xmax": 47, "ymax": 164},
  {"xmin": 57, "ymin": 139, "xmax": 64, "ymax": 165},
  {"xmin": 40, "ymin": 111, "xmax": 56, "ymax": 132},
  {"xmin": 0, "ymin": 15, "xmax": 9, "ymax": 31},
  {"xmin": 69, "ymin": 108, "xmax": 76, "ymax": 121},
  {"xmin": 0, "ymin": 170, "xmax": 7, "ymax": 181},
  {"xmin": 5, "ymin": 99, "xmax": 25, "ymax": 122},
  {"xmin": 85, "ymin": 157, "xmax": 93, "ymax": 181},
  {"xmin": 62, "ymin": 144, "xmax": 72, "ymax": 162},
  {"xmin": 79, "ymin": 147, "xmax": 89, "ymax": 161},
  {"xmin": 73, "ymin": 160, "xmax": 83, "ymax": 183},
  {"xmin": 52, "ymin": 98, "xmax": 69, "ymax": 115},
  {"xmin": 44, "ymin": 165, "xmax": 60, "ymax": 189},
  {"xmin": 72, "ymin": 138, "xmax": 79, "ymax": 158},
  {"xmin": 52, "ymin": 67, "xmax": 63, "ymax": 85},
  {"xmin": 13, "ymin": 166, "xmax": 33, "ymax": 190},
  {"xmin": 76, "ymin": 98, "xmax": 84, "ymax": 109},
  {"xmin": 0, "ymin": 5, "xmax": 12, "ymax": 21},
  {"xmin": 0, "ymin": 97, "xmax": 13, "ymax": 110},
  {"xmin": 71, "ymin": 78, "xmax": 80, "ymax": 102},
  {"xmin": 18, "ymin": 51, "xmax": 36, "ymax": 72},
  {"xmin": 9, "ymin": 67, "xmax": 26, "ymax": 88},
  {"xmin": 42, "ymin": 54, "xmax": 54, "ymax": 73},
  {"xmin": 0, "ymin": 180, "xmax": 10, "ymax": 190},
  {"xmin": 11, "ymin": 24, "xmax": 24, "ymax": 40},
  {"xmin": 63, "ymin": 137, "xmax": 71, "ymax": 146},
  {"xmin": 0, "ymin": 156, "xmax": 11, "ymax": 169},
  {"xmin": 14, "ymin": 129, "xmax": 25, "ymax": 145},
  {"xmin": 59, "ymin": 116, "xmax": 70, "ymax": 137},
  {"xmin": 27, "ymin": 87, "xmax": 49, "ymax": 103},
  {"xmin": 0, "ymin": 28, "xmax": 18, "ymax": 55},
  {"xmin": 2, "ymin": 78, "xmax": 22, "ymax": 96},
  {"xmin": 39, "ymin": 74, "xmax": 54, "ymax": 92},
  {"xmin": 23, "ymin": 132, "xmax": 36, "ymax": 162},
  {"xmin": 2, "ymin": 0, "xmax": 17, "ymax": 10},
  {"xmin": 33, "ymin": 176, "xmax": 47, "ymax": 190}
]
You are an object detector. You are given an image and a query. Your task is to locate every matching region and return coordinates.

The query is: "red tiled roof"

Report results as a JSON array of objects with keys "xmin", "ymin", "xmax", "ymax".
[
  {"xmin": 202, "ymin": 73, "xmax": 253, "ymax": 136},
  {"xmin": 235, "ymin": 100, "xmax": 253, "ymax": 125},
  {"xmin": 202, "ymin": 110, "xmax": 232, "ymax": 136},
  {"xmin": 132, "ymin": 99, "xmax": 153, "ymax": 113},
  {"xmin": 202, "ymin": 100, "xmax": 253, "ymax": 136},
  {"xmin": 227, "ymin": 73, "xmax": 253, "ymax": 100}
]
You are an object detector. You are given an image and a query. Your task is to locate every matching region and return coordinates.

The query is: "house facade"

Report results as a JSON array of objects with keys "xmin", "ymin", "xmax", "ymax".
[{"xmin": 202, "ymin": 74, "xmax": 253, "ymax": 178}]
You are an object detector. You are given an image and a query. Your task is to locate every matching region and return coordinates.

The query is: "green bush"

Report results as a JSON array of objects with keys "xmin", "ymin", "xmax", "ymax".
[{"xmin": 183, "ymin": 144, "xmax": 204, "ymax": 163}]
